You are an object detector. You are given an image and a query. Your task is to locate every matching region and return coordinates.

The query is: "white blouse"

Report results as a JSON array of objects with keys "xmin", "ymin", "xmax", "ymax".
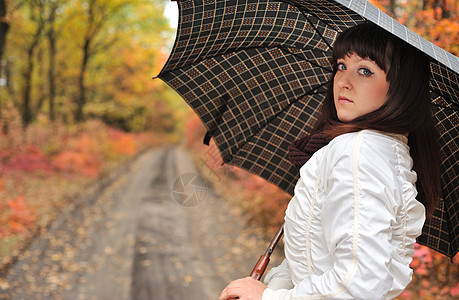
[{"xmin": 263, "ymin": 130, "xmax": 425, "ymax": 300}]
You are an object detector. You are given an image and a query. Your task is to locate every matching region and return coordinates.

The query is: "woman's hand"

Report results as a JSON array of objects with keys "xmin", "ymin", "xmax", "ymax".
[{"xmin": 219, "ymin": 276, "xmax": 267, "ymax": 300}]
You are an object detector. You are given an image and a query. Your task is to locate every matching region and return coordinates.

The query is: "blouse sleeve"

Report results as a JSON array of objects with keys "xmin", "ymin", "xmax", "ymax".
[
  {"xmin": 263, "ymin": 131, "xmax": 404, "ymax": 300},
  {"xmin": 263, "ymin": 259, "xmax": 294, "ymax": 290}
]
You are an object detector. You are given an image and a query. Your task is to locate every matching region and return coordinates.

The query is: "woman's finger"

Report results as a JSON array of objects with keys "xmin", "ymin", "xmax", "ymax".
[
  {"xmin": 219, "ymin": 286, "xmax": 238, "ymax": 300},
  {"xmin": 219, "ymin": 277, "xmax": 266, "ymax": 300},
  {"xmin": 219, "ymin": 291, "xmax": 239, "ymax": 300},
  {"xmin": 219, "ymin": 279, "xmax": 246, "ymax": 300}
]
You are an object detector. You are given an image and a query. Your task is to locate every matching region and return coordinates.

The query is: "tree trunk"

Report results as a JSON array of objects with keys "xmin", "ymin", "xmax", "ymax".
[
  {"xmin": 389, "ymin": 0, "xmax": 397, "ymax": 17},
  {"xmin": 21, "ymin": 18, "xmax": 43, "ymax": 129},
  {"xmin": 22, "ymin": 44, "xmax": 35, "ymax": 128},
  {"xmin": 0, "ymin": 0, "xmax": 7, "ymax": 60},
  {"xmin": 0, "ymin": 0, "xmax": 9, "ymax": 120},
  {"xmin": 75, "ymin": 0, "xmax": 97, "ymax": 123},
  {"xmin": 441, "ymin": 0, "xmax": 450, "ymax": 18},
  {"xmin": 73, "ymin": 0, "xmax": 127, "ymax": 122},
  {"xmin": 48, "ymin": 6, "xmax": 56, "ymax": 121},
  {"xmin": 75, "ymin": 39, "xmax": 90, "ymax": 122}
]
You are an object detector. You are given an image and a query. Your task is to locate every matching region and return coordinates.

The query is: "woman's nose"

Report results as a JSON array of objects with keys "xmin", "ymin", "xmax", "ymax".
[{"xmin": 335, "ymin": 72, "xmax": 352, "ymax": 89}]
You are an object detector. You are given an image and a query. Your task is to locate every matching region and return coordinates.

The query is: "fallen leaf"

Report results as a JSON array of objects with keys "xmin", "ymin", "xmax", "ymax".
[{"xmin": 183, "ymin": 274, "xmax": 193, "ymax": 287}]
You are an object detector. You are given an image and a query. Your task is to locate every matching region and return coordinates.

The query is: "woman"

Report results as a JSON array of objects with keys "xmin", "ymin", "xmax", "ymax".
[{"xmin": 219, "ymin": 22, "xmax": 440, "ymax": 300}]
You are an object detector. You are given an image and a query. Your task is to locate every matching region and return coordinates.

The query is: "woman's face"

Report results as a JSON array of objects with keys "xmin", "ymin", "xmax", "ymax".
[{"xmin": 333, "ymin": 53, "xmax": 390, "ymax": 122}]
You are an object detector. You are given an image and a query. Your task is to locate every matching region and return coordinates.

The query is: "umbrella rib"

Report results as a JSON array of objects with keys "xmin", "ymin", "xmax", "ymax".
[
  {"xmin": 204, "ymin": 94, "xmax": 230, "ymax": 145},
  {"xmin": 299, "ymin": 11, "xmax": 333, "ymax": 51},
  {"xmin": 225, "ymin": 81, "xmax": 329, "ymax": 162},
  {"xmin": 279, "ymin": 46, "xmax": 333, "ymax": 73}
]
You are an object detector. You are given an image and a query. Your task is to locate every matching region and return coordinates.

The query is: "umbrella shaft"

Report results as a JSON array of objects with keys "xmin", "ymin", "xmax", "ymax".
[{"xmin": 250, "ymin": 221, "xmax": 285, "ymax": 280}]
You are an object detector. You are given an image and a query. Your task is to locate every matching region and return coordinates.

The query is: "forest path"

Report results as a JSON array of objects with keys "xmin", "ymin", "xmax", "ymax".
[{"xmin": 1, "ymin": 146, "xmax": 283, "ymax": 300}]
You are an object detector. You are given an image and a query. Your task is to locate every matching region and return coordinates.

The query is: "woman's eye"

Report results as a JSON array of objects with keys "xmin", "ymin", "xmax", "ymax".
[
  {"xmin": 358, "ymin": 68, "xmax": 374, "ymax": 76},
  {"xmin": 337, "ymin": 63, "xmax": 346, "ymax": 71}
]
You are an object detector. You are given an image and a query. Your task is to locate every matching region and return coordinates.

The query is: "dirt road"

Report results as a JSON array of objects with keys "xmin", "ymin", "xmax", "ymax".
[{"xmin": 1, "ymin": 147, "xmax": 283, "ymax": 300}]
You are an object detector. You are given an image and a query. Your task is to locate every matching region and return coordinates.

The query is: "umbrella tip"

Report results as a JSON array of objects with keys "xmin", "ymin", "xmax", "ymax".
[{"xmin": 152, "ymin": 75, "xmax": 159, "ymax": 80}]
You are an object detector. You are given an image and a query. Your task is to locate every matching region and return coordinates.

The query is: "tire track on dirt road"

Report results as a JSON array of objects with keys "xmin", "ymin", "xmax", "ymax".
[{"xmin": 131, "ymin": 147, "xmax": 212, "ymax": 299}]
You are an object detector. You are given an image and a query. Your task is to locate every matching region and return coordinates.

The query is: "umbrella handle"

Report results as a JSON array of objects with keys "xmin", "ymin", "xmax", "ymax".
[
  {"xmin": 250, "ymin": 221, "xmax": 285, "ymax": 280},
  {"xmin": 249, "ymin": 255, "xmax": 270, "ymax": 280}
]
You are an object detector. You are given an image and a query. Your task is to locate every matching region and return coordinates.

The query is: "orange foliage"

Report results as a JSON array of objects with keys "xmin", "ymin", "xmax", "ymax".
[
  {"xmin": 0, "ymin": 197, "xmax": 36, "ymax": 238},
  {"xmin": 185, "ymin": 113, "xmax": 207, "ymax": 147},
  {"xmin": 50, "ymin": 122, "xmax": 145, "ymax": 176},
  {"xmin": 369, "ymin": 0, "xmax": 459, "ymax": 55},
  {"xmin": 108, "ymin": 128, "xmax": 137, "ymax": 156},
  {"xmin": 52, "ymin": 132, "xmax": 102, "ymax": 177},
  {"xmin": 0, "ymin": 120, "xmax": 157, "ymax": 245},
  {"xmin": 414, "ymin": 15, "xmax": 459, "ymax": 55},
  {"xmin": 52, "ymin": 150, "xmax": 101, "ymax": 177}
]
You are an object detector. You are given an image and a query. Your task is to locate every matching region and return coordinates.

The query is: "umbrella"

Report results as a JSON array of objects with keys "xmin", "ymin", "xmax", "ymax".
[{"xmin": 157, "ymin": 0, "xmax": 458, "ymax": 259}]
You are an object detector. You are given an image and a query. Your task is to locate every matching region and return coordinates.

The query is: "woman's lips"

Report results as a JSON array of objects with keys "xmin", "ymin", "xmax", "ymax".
[{"xmin": 338, "ymin": 96, "xmax": 353, "ymax": 104}]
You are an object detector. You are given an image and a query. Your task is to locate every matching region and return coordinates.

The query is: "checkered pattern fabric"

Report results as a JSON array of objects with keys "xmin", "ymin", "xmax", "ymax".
[
  {"xmin": 159, "ymin": 0, "xmax": 458, "ymax": 258},
  {"xmin": 418, "ymin": 101, "xmax": 458, "ymax": 259}
]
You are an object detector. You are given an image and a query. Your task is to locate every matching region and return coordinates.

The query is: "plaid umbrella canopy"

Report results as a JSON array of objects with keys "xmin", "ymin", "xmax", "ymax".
[{"xmin": 157, "ymin": 0, "xmax": 459, "ymax": 259}]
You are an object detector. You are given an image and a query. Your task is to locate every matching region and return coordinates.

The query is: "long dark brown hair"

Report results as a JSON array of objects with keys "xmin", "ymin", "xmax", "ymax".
[{"xmin": 315, "ymin": 22, "xmax": 441, "ymax": 218}]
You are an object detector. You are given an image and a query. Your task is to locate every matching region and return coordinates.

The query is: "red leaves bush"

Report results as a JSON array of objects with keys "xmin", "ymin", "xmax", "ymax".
[
  {"xmin": 52, "ymin": 133, "xmax": 102, "ymax": 177},
  {"xmin": 399, "ymin": 244, "xmax": 459, "ymax": 299},
  {"xmin": 0, "ymin": 121, "xmax": 143, "ymax": 179},
  {"xmin": 0, "ymin": 176, "xmax": 36, "ymax": 239},
  {"xmin": 0, "ymin": 120, "xmax": 156, "ymax": 243},
  {"xmin": 0, "ymin": 145, "xmax": 53, "ymax": 175},
  {"xmin": 0, "ymin": 197, "xmax": 37, "ymax": 238}
]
